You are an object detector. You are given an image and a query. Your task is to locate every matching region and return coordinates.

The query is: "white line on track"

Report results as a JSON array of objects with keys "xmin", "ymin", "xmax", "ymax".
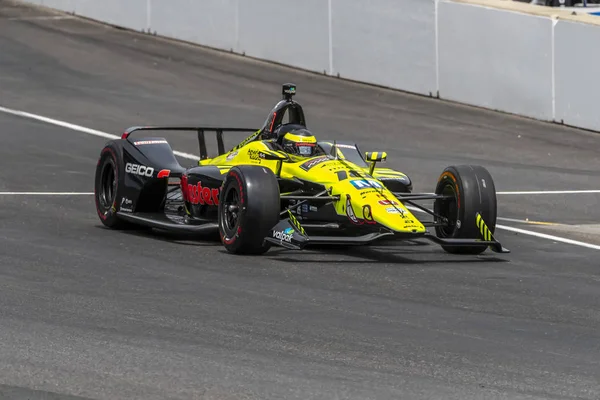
[
  {"xmin": 405, "ymin": 206, "xmax": 600, "ymax": 251},
  {"xmin": 1, "ymin": 105, "xmax": 598, "ymax": 250},
  {"xmin": 496, "ymin": 224, "xmax": 600, "ymax": 251},
  {"xmin": 497, "ymin": 216, "xmax": 559, "ymax": 226},
  {"xmin": 0, "ymin": 192, "xmax": 93, "ymax": 195},
  {"xmin": 404, "ymin": 190, "xmax": 600, "ymax": 196},
  {"xmin": 498, "ymin": 190, "xmax": 600, "ymax": 195},
  {"xmin": 0, "ymin": 105, "xmax": 199, "ymax": 161}
]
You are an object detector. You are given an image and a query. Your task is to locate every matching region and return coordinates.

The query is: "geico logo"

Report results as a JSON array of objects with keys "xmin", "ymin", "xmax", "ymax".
[
  {"xmin": 187, "ymin": 182, "xmax": 220, "ymax": 206},
  {"xmin": 273, "ymin": 230, "xmax": 293, "ymax": 242},
  {"xmin": 125, "ymin": 163, "xmax": 154, "ymax": 177}
]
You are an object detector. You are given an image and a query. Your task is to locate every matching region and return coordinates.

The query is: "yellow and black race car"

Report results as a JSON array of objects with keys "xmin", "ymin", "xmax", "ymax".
[{"xmin": 94, "ymin": 83, "xmax": 509, "ymax": 255}]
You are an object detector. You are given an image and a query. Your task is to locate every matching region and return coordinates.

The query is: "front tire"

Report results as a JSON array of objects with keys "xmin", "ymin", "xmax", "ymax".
[
  {"xmin": 433, "ymin": 165, "xmax": 497, "ymax": 255},
  {"xmin": 94, "ymin": 144, "xmax": 132, "ymax": 229},
  {"xmin": 218, "ymin": 166, "xmax": 281, "ymax": 255}
]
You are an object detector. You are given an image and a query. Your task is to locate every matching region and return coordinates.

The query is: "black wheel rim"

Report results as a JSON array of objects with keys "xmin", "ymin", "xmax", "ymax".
[
  {"xmin": 99, "ymin": 160, "xmax": 117, "ymax": 211},
  {"xmin": 222, "ymin": 185, "xmax": 241, "ymax": 235},
  {"xmin": 436, "ymin": 182, "xmax": 458, "ymax": 238}
]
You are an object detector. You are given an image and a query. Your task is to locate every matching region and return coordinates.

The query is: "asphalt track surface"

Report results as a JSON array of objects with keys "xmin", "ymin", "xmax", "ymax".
[{"xmin": 1, "ymin": 1, "xmax": 600, "ymax": 399}]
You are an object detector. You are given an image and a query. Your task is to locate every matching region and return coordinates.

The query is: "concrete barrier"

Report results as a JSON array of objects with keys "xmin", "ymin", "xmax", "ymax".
[
  {"xmin": 438, "ymin": 0, "xmax": 553, "ymax": 121},
  {"xmin": 149, "ymin": 1, "xmax": 237, "ymax": 51},
  {"xmin": 18, "ymin": 0, "xmax": 600, "ymax": 132},
  {"xmin": 331, "ymin": 0, "xmax": 437, "ymax": 96},
  {"xmin": 554, "ymin": 19, "xmax": 600, "ymax": 131},
  {"xmin": 28, "ymin": 0, "xmax": 149, "ymax": 31},
  {"xmin": 238, "ymin": 0, "xmax": 330, "ymax": 74}
]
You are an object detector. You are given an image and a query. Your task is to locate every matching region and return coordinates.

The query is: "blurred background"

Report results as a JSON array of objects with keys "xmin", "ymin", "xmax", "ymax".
[{"xmin": 513, "ymin": 0, "xmax": 600, "ymax": 7}]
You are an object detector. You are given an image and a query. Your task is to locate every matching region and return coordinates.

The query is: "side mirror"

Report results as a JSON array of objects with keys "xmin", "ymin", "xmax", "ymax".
[
  {"xmin": 364, "ymin": 152, "xmax": 387, "ymax": 162},
  {"xmin": 259, "ymin": 150, "xmax": 288, "ymax": 161},
  {"xmin": 364, "ymin": 151, "xmax": 387, "ymax": 175}
]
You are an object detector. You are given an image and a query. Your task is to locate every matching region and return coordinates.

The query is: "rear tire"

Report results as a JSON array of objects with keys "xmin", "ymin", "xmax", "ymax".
[
  {"xmin": 94, "ymin": 144, "xmax": 133, "ymax": 229},
  {"xmin": 218, "ymin": 166, "xmax": 281, "ymax": 255},
  {"xmin": 433, "ymin": 165, "xmax": 497, "ymax": 255}
]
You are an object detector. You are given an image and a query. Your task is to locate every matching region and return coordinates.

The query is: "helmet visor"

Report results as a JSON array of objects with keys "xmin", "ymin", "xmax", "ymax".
[{"xmin": 297, "ymin": 143, "xmax": 315, "ymax": 156}]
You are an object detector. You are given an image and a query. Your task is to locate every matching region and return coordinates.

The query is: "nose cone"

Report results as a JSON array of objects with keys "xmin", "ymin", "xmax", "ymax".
[
  {"xmin": 345, "ymin": 192, "xmax": 426, "ymax": 233},
  {"xmin": 370, "ymin": 200, "xmax": 425, "ymax": 233}
]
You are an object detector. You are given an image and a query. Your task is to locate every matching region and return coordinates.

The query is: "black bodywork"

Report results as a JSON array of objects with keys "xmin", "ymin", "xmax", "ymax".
[{"xmin": 109, "ymin": 128, "xmax": 253, "ymax": 232}]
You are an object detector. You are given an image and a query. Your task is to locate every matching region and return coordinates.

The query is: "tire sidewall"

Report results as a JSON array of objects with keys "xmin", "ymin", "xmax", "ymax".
[
  {"xmin": 218, "ymin": 166, "xmax": 280, "ymax": 254},
  {"xmin": 94, "ymin": 144, "xmax": 125, "ymax": 228},
  {"xmin": 434, "ymin": 165, "xmax": 497, "ymax": 247},
  {"xmin": 218, "ymin": 168, "xmax": 247, "ymax": 252}
]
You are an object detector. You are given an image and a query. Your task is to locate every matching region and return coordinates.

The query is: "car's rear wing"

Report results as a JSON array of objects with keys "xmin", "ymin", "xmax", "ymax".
[{"xmin": 121, "ymin": 126, "xmax": 260, "ymax": 160}]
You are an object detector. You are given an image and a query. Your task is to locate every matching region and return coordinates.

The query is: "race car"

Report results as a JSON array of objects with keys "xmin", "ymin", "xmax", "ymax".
[{"xmin": 94, "ymin": 83, "xmax": 509, "ymax": 255}]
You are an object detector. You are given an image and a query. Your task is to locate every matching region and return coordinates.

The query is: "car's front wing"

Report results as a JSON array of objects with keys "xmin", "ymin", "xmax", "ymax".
[{"xmin": 265, "ymin": 215, "xmax": 510, "ymax": 254}]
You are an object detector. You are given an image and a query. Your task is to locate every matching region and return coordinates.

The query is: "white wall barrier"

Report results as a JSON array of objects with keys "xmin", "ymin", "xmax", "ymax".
[
  {"xmin": 331, "ymin": 0, "xmax": 437, "ymax": 97},
  {"xmin": 20, "ymin": 0, "xmax": 600, "ymax": 132},
  {"xmin": 29, "ymin": 0, "xmax": 149, "ymax": 31},
  {"xmin": 147, "ymin": 1, "xmax": 238, "ymax": 52},
  {"xmin": 555, "ymin": 19, "xmax": 600, "ymax": 131},
  {"xmin": 238, "ymin": 0, "xmax": 331, "ymax": 73},
  {"xmin": 438, "ymin": 1, "xmax": 554, "ymax": 121},
  {"xmin": 22, "ymin": 0, "xmax": 438, "ymax": 98}
]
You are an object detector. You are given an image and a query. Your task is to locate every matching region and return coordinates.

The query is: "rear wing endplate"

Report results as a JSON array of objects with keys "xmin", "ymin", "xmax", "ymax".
[{"xmin": 121, "ymin": 126, "xmax": 260, "ymax": 160}]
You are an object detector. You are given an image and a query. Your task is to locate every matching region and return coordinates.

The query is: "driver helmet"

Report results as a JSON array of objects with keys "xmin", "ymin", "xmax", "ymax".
[{"xmin": 278, "ymin": 126, "xmax": 318, "ymax": 157}]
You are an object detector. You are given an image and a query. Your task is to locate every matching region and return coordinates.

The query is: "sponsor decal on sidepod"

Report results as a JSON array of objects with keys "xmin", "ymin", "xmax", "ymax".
[
  {"xmin": 125, "ymin": 163, "xmax": 154, "ymax": 177},
  {"xmin": 187, "ymin": 181, "xmax": 220, "ymax": 206},
  {"xmin": 248, "ymin": 149, "xmax": 262, "ymax": 161},
  {"xmin": 120, "ymin": 197, "xmax": 133, "ymax": 212}
]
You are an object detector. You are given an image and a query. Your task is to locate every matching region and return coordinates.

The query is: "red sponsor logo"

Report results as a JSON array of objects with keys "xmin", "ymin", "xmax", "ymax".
[
  {"xmin": 378, "ymin": 199, "xmax": 398, "ymax": 206},
  {"xmin": 185, "ymin": 181, "xmax": 220, "ymax": 206},
  {"xmin": 180, "ymin": 174, "xmax": 189, "ymax": 201},
  {"xmin": 157, "ymin": 169, "xmax": 170, "ymax": 178}
]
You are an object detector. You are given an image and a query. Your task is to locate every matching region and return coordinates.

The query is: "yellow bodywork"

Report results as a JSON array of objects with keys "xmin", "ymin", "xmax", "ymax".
[{"xmin": 199, "ymin": 136, "xmax": 426, "ymax": 234}]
